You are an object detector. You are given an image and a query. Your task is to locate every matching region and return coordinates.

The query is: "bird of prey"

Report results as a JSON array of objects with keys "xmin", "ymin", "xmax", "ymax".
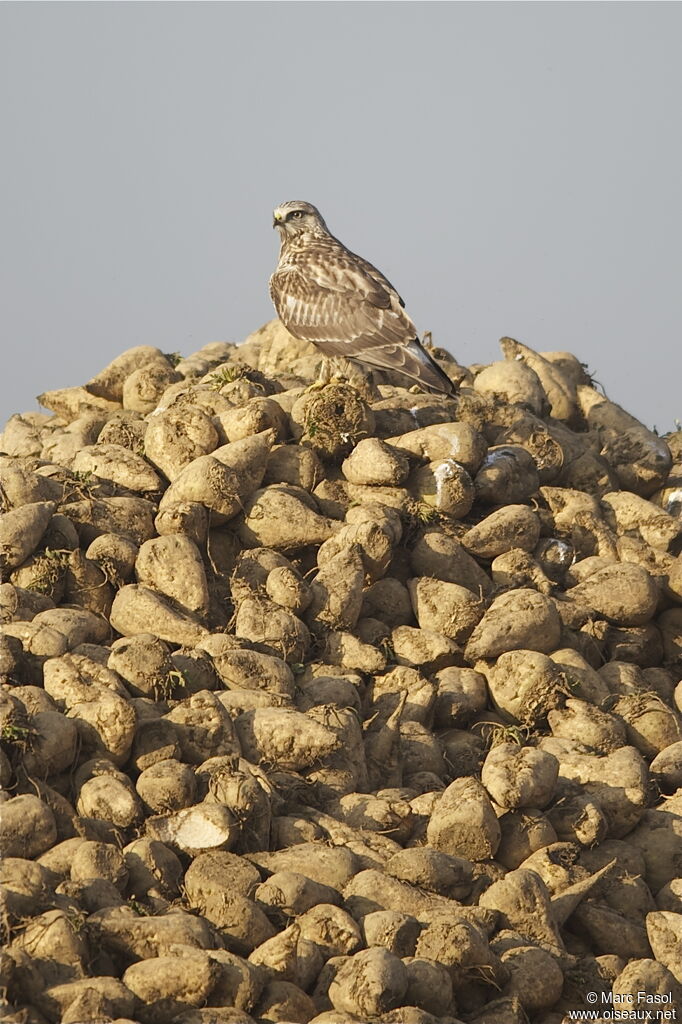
[{"xmin": 269, "ymin": 200, "xmax": 456, "ymax": 396}]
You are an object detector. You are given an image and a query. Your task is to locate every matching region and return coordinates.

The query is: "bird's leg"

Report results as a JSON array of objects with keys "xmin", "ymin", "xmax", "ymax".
[
  {"xmin": 307, "ymin": 356, "xmax": 378, "ymax": 401},
  {"xmin": 306, "ymin": 356, "xmax": 336, "ymax": 392},
  {"xmin": 309, "ymin": 356, "xmax": 357, "ymax": 390},
  {"xmin": 333, "ymin": 357, "xmax": 378, "ymax": 400}
]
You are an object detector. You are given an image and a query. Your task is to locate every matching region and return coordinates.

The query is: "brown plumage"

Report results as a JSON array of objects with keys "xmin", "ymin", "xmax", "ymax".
[{"xmin": 269, "ymin": 200, "xmax": 456, "ymax": 396}]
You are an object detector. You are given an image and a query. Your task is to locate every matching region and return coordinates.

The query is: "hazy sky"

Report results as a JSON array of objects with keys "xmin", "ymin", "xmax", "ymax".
[{"xmin": 1, "ymin": 2, "xmax": 681, "ymax": 432}]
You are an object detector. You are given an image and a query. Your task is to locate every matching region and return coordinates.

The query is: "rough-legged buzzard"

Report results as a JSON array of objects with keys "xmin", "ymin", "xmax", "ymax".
[{"xmin": 269, "ymin": 200, "xmax": 456, "ymax": 396}]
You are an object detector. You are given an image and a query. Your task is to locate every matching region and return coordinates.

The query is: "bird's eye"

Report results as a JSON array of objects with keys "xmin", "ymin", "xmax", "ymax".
[{"xmin": 291, "ymin": 210, "xmax": 304, "ymax": 218}]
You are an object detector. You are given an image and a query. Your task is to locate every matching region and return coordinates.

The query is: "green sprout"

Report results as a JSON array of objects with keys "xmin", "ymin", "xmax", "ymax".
[
  {"xmin": 208, "ymin": 366, "xmax": 245, "ymax": 389},
  {"xmin": 486, "ymin": 723, "xmax": 529, "ymax": 749},
  {"xmin": 1, "ymin": 722, "xmax": 36, "ymax": 750}
]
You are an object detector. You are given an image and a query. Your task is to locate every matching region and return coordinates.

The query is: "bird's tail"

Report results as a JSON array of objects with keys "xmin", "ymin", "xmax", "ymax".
[
  {"xmin": 405, "ymin": 338, "xmax": 458, "ymax": 396},
  {"xmin": 357, "ymin": 338, "xmax": 458, "ymax": 397}
]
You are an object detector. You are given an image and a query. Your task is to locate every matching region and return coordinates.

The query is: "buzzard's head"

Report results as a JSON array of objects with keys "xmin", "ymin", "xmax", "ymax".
[{"xmin": 273, "ymin": 201, "xmax": 328, "ymax": 239}]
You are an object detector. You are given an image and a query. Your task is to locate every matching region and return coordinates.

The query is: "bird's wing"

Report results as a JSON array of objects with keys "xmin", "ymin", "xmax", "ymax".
[
  {"xmin": 350, "ymin": 252, "xmax": 407, "ymax": 309},
  {"xmin": 270, "ymin": 265, "xmax": 455, "ymax": 395},
  {"xmin": 294, "ymin": 235, "xmax": 400, "ymax": 309},
  {"xmin": 270, "ymin": 238, "xmax": 417, "ymax": 355},
  {"xmin": 270, "ymin": 264, "xmax": 414, "ymax": 354}
]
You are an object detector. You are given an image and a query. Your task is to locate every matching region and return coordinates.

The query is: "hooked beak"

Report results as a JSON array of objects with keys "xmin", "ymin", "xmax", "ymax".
[{"xmin": 273, "ymin": 211, "xmax": 284, "ymax": 229}]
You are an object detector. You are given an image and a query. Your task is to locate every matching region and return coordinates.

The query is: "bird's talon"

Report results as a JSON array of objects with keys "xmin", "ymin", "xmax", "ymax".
[{"xmin": 307, "ymin": 374, "xmax": 344, "ymax": 393}]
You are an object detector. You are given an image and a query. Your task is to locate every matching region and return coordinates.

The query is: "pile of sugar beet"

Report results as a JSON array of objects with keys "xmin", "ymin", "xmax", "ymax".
[{"xmin": 2, "ymin": 321, "xmax": 682, "ymax": 1024}]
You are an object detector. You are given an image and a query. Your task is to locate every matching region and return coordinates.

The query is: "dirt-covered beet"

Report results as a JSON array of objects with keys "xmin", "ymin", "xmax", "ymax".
[{"xmin": 1, "ymin": 321, "xmax": 681, "ymax": 1023}]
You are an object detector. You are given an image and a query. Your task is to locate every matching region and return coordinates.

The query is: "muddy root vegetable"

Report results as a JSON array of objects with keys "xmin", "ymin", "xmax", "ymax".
[
  {"xmin": 464, "ymin": 589, "xmax": 562, "ymax": 661},
  {"xmin": 5, "ymin": 325, "xmax": 682, "ymax": 1024},
  {"xmin": 426, "ymin": 778, "xmax": 501, "ymax": 861},
  {"xmin": 238, "ymin": 486, "xmax": 338, "ymax": 549}
]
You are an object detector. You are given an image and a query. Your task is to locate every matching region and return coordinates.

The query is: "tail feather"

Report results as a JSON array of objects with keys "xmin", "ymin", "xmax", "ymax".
[
  {"xmin": 405, "ymin": 338, "xmax": 458, "ymax": 396},
  {"xmin": 358, "ymin": 338, "xmax": 457, "ymax": 397}
]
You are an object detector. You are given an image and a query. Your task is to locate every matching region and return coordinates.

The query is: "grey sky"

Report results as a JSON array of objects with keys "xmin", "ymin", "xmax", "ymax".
[{"xmin": 1, "ymin": 1, "xmax": 680, "ymax": 432}]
